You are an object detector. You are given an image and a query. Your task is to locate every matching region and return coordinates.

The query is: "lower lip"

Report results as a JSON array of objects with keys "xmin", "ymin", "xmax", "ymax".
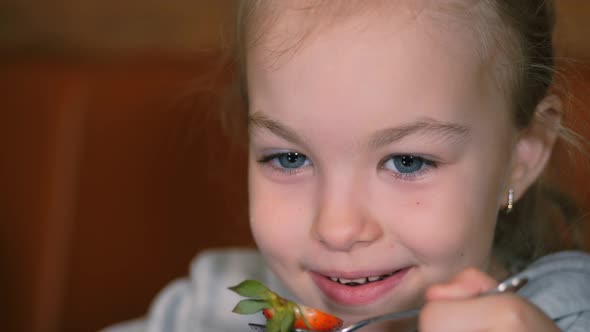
[{"xmin": 310, "ymin": 268, "xmax": 411, "ymax": 306}]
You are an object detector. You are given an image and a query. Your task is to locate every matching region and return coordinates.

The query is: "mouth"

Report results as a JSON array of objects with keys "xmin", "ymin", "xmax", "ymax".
[
  {"xmin": 310, "ymin": 268, "xmax": 411, "ymax": 306},
  {"xmin": 327, "ymin": 272, "xmax": 396, "ymax": 286}
]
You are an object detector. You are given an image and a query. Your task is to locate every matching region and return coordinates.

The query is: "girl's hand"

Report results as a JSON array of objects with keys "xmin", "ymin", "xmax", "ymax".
[{"xmin": 419, "ymin": 268, "xmax": 559, "ymax": 332}]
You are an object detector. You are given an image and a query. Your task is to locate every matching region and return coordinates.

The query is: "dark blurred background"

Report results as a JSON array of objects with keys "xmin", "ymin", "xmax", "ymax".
[{"xmin": 0, "ymin": 1, "xmax": 589, "ymax": 332}]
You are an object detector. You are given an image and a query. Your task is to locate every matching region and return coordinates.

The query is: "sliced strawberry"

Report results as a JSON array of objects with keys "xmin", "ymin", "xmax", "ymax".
[
  {"xmin": 230, "ymin": 280, "xmax": 343, "ymax": 332},
  {"xmin": 264, "ymin": 305, "xmax": 343, "ymax": 332}
]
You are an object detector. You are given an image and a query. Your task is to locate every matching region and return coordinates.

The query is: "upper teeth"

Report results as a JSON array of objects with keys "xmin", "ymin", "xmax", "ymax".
[{"xmin": 329, "ymin": 274, "xmax": 391, "ymax": 285}]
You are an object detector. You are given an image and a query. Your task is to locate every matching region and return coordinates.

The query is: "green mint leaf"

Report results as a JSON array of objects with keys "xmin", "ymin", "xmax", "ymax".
[
  {"xmin": 231, "ymin": 299, "xmax": 271, "ymax": 315},
  {"xmin": 266, "ymin": 312, "xmax": 282, "ymax": 332},
  {"xmin": 228, "ymin": 280, "xmax": 273, "ymax": 299},
  {"xmin": 280, "ymin": 309, "xmax": 295, "ymax": 332}
]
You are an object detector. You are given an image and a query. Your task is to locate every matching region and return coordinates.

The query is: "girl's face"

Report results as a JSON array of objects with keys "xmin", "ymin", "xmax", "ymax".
[{"xmin": 247, "ymin": 6, "xmax": 516, "ymax": 326}]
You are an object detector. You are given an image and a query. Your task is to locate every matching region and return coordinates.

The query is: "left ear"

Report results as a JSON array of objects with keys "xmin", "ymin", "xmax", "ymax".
[{"xmin": 508, "ymin": 94, "xmax": 562, "ymax": 201}]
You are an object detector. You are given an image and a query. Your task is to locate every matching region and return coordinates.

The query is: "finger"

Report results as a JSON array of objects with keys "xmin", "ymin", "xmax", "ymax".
[
  {"xmin": 420, "ymin": 297, "xmax": 490, "ymax": 332},
  {"xmin": 425, "ymin": 268, "xmax": 498, "ymax": 301}
]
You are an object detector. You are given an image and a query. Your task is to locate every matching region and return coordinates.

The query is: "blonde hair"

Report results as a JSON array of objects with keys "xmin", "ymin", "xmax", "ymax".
[{"xmin": 223, "ymin": 0, "xmax": 586, "ymax": 271}]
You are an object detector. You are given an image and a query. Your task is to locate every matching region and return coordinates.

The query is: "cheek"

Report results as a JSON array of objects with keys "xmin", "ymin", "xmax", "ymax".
[
  {"xmin": 403, "ymin": 203, "xmax": 495, "ymax": 260},
  {"xmin": 248, "ymin": 165, "xmax": 310, "ymax": 262},
  {"xmin": 374, "ymin": 171, "xmax": 499, "ymax": 269}
]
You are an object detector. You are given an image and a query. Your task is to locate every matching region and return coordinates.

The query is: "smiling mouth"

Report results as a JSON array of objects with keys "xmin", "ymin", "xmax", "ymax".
[
  {"xmin": 326, "ymin": 271, "xmax": 397, "ymax": 286},
  {"xmin": 312, "ymin": 268, "xmax": 411, "ymax": 305}
]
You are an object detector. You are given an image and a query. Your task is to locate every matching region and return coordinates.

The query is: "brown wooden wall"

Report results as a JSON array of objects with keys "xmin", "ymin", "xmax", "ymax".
[
  {"xmin": 1, "ymin": 2, "xmax": 590, "ymax": 332},
  {"xmin": 0, "ymin": 56, "xmax": 253, "ymax": 332}
]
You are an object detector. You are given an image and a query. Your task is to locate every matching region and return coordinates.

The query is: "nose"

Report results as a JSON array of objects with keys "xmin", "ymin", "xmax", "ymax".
[{"xmin": 312, "ymin": 179, "xmax": 383, "ymax": 252}]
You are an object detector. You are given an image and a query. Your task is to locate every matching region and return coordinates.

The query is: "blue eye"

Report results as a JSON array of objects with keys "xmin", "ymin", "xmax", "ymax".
[
  {"xmin": 382, "ymin": 155, "xmax": 437, "ymax": 179},
  {"xmin": 387, "ymin": 155, "xmax": 424, "ymax": 173},
  {"xmin": 275, "ymin": 152, "xmax": 308, "ymax": 169},
  {"xmin": 259, "ymin": 151, "xmax": 311, "ymax": 174}
]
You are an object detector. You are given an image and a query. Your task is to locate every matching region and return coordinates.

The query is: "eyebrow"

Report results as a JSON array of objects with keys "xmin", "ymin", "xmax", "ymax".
[
  {"xmin": 368, "ymin": 119, "xmax": 471, "ymax": 148},
  {"xmin": 249, "ymin": 111, "xmax": 305, "ymax": 145},
  {"xmin": 249, "ymin": 111, "xmax": 470, "ymax": 148}
]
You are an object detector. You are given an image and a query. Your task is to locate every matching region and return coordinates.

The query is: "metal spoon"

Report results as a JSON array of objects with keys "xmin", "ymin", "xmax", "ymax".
[{"xmin": 248, "ymin": 275, "xmax": 528, "ymax": 332}]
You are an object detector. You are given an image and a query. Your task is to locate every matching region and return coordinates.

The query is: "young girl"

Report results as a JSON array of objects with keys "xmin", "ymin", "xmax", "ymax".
[{"xmin": 106, "ymin": 1, "xmax": 590, "ymax": 331}]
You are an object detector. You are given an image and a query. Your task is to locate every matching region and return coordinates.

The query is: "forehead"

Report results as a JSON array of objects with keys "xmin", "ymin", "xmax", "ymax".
[
  {"xmin": 244, "ymin": 0, "xmax": 500, "ymax": 69},
  {"xmin": 246, "ymin": 2, "xmax": 505, "ymax": 118}
]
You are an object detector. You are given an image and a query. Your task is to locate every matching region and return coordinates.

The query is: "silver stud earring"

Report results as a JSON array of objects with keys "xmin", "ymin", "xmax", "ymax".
[{"xmin": 506, "ymin": 188, "xmax": 515, "ymax": 214}]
